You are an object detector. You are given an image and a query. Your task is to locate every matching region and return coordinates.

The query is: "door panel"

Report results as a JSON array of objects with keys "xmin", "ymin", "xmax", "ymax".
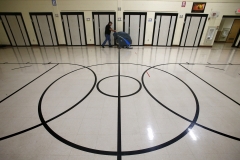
[
  {"xmin": 68, "ymin": 15, "xmax": 81, "ymax": 45},
  {"xmin": 139, "ymin": 15, "xmax": 145, "ymax": 45},
  {"xmin": 185, "ymin": 17, "xmax": 201, "ymax": 46},
  {"xmin": 153, "ymin": 16, "xmax": 160, "ymax": 46},
  {"xmin": 47, "ymin": 15, "xmax": 58, "ymax": 45},
  {"xmin": 79, "ymin": 15, "xmax": 86, "ymax": 45},
  {"xmin": 130, "ymin": 15, "xmax": 140, "ymax": 45},
  {"xmin": 152, "ymin": 13, "xmax": 178, "ymax": 46},
  {"xmin": 0, "ymin": 13, "xmax": 30, "ymax": 46},
  {"xmin": 180, "ymin": 14, "xmax": 208, "ymax": 47},
  {"xmin": 124, "ymin": 12, "xmax": 146, "ymax": 46},
  {"xmin": 61, "ymin": 12, "xmax": 87, "ymax": 46},
  {"xmin": 167, "ymin": 16, "xmax": 177, "ymax": 46},
  {"xmin": 92, "ymin": 12, "xmax": 116, "ymax": 45},
  {"xmin": 38, "ymin": 15, "xmax": 53, "ymax": 45},
  {"xmin": 30, "ymin": 13, "xmax": 58, "ymax": 46},
  {"xmin": 180, "ymin": 17, "xmax": 190, "ymax": 46},
  {"xmin": 226, "ymin": 20, "xmax": 240, "ymax": 43},
  {"xmin": 99, "ymin": 15, "xmax": 109, "ymax": 44},
  {"xmin": 194, "ymin": 17, "xmax": 206, "ymax": 46},
  {"xmin": 158, "ymin": 16, "xmax": 171, "ymax": 45},
  {"xmin": 62, "ymin": 15, "xmax": 71, "ymax": 45}
]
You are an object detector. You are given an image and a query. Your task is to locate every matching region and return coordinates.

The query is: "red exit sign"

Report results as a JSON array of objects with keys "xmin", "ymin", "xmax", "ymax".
[{"xmin": 237, "ymin": 8, "xmax": 240, "ymax": 13}]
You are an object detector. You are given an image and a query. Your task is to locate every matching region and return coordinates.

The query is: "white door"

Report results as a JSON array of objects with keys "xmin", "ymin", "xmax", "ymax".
[
  {"xmin": 0, "ymin": 13, "xmax": 30, "ymax": 46},
  {"xmin": 124, "ymin": 13, "xmax": 146, "ymax": 45},
  {"xmin": 30, "ymin": 13, "xmax": 58, "ymax": 46},
  {"xmin": 93, "ymin": 12, "xmax": 115, "ymax": 45},
  {"xmin": 61, "ymin": 13, "xmax": 86, "ymax": 46},
  {"xmin": 180, "ymin": 14, "xmax": 207, "ymax": 47},
  {"xmin": 152, "ymin": 14, "xmax": 178, "ymax": 46}
]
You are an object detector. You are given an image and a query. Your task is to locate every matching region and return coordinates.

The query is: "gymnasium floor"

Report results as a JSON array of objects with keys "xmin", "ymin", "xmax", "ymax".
[{"xmin": 0, "ymin": 44, "xmax": 240, "ymax": 160}]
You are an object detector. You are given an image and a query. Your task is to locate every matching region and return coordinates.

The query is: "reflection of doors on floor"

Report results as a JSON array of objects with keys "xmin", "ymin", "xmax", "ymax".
[
  {"xmin": 30, "ymin": 13, "xmax": 58, "ymax": 46},
  {"xmin": 0, "ymin": 13, "xmax": 31, "ymax": 46},
  {"xmin": 123, "ymin": 12, "xmax": 147, "ymax": 46},
  {"xmin": 179, "ymin": 14, "xmax": 207, "ymax": 47},
  {"xmin": 226, "ymin": 19, "xmax": 240, "ymax": 43},
  {"xmin": 61, "ymin": 12, "xmax": 87, "ymax": 46},
  {"xmin": 152, "ymin": 13, "xmax": 178, "ymax": 46},
  {"xmin": 92, "ymin": 12, "xmax": 116, "ymax": 45}
]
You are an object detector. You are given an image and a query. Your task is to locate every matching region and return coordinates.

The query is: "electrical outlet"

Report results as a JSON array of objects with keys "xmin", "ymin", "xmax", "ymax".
[{"xmin": 90, "ymin": 39, "xmax": 91, "ymax": 41}]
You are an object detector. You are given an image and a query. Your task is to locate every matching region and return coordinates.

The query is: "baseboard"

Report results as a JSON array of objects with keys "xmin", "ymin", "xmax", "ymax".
[
  {"xmin": 144, "ymin": 44, "xmax": 152, "ymax": 46},
  {"xmin": 0, "ymin": 44, "xmax": 11, "ymax": 48},
  {"xmin": 214, "ymin": 41, "xmax": 226, "ymax": 43},
  {"xmin": 87, "ymin": 44, "xmax": 95, "ymax": 46}
]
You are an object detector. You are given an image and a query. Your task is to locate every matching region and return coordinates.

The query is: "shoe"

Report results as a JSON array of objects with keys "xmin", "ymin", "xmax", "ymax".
[
  {"xmin": 109, "ymin": 45, "xmax": 113, "ymax": 47},
  {"xmin": 101, "ymin": 45, "xmax": 105, "ymax": 48}
]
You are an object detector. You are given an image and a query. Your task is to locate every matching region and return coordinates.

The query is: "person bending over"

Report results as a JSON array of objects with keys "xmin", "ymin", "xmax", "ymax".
[{"xmin": 101, "ymin": 21, "xmax": 116, "ymax": 48}]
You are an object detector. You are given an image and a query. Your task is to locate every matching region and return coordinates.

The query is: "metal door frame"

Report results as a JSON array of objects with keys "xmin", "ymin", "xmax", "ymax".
[
  {"xmin": 232, "ymin": 29, "xmax": 240, "ymax": 48},
  {"xmin": 92, "ymin": 12, "xmax": 116, "ymax": 45},
  {"xmin": 179, "ymin": 14, "xmax": 208, "ymax": 47},
  {"xmin": 61, "ymin": 12, "xmax": 87, "ymax": 46},
  {"xmin": 123, "ymin": 12, "xmax": 147, "ymax": 46},
  {"xmin": 0, "ymin": 12, "xmax": 31, "ymax": 46},
  {"xmin": 226, "ymin": 19, "xmax": 240, "ymax": 43},
  {"xmin": 29, "ymin": 12, "xmax": 59, "ymax": 46},
  {"xmin": 152, "ymin": 13, "xmax": 178, "ymax": 46}
]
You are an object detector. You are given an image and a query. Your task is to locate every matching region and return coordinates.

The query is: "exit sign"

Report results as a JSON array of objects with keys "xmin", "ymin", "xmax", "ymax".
[{"xmin": 237, "ymin": 8, "xmax": 240, "ymax": 13}]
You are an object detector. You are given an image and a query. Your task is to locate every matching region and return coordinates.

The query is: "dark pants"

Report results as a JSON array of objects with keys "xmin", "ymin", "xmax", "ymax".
[{"xmin": 102, "ymin": 34, "xmax": 111, "ymax": 46}]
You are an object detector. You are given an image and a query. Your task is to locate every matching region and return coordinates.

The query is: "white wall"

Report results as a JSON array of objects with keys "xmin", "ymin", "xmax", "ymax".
[{"xmin": 0, "ymin": 0, "xmax": 240, "ymax": 46}]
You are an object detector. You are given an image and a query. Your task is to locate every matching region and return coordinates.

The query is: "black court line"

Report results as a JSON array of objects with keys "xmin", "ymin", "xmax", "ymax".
[
  {"xmin": 97, "ymin": 75, "xmax": 142, "ymax": 98},
  {"xmin": 12, "ymin": 65, "xmax": 32, "ymax": 70},
  {"xmin": 0, "ymin": 64, "xmax": 59, "ymax": 103},
  {"xmin": 205, "ymin": 66, "xmax": 225, "ymax": 71},
  {"xmin": 180, "ymin": 64, "xmax": 240, "ymax": 106},
  {"xmin": 151, "ymin": 67, "xmax": 240, "ymax": 141},
  {"xmin": 117, "ymin": 49, "xmax": 122, "ymax": 160},
  {"xmin": 43, "ymin": 62, "xmax": 51, "ymax": 65},
  {"xmin": 1, "ymin": 62, "xmax": 240, "ymax": 66},
  {"xmin": 0, "ymin": 63, "xmax": 240, "ymax": 144}
]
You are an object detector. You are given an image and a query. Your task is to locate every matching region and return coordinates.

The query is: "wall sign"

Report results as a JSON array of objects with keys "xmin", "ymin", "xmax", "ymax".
[
  {"xmin": 236, "ymin": 8, "xmax": 240, "ymax": 13},
  {"xmin": 52, "ymin": 0, "xmax": 57, "ymax": 6},
  {"xmin": 148, "ymin": 18, "xmax": 152, "ymax": 22},
  {"xmin": 182, "ymin": 1, "xmax": 186, "ymax": 7},
  {"xmin": 191, "ymin": 2, "xmax": 206, "ymax": 13}
]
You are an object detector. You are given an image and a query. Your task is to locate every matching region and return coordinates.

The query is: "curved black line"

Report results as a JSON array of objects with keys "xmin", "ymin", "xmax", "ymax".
[
  {"xmin": 97, "ymin": 75, "xmax": 142, "ymax": 98},
  {"xmin": 180, "ymin": 64, "xmax": 240, "ymax": 106},
  {"xmin": 149, "ymin": 67, "xmax": 240, "ymax": 142},
  {"xmin": 0, "ymin": 63, "xmax": 239, "ymax": 144},
  {"xmin": 120, "ymin": 66, "xmax": 200, "ymax": 156},
  {"xmin": 37, "ymin": 67, "xmax": 118, "ymax": 155},
  {"xmin": 0, "ymin": 64, "xmax": 59, "ymax": 103},
  {"xmin": 0, "ymin": 66, "xmax": 89, "ymax": 141}
]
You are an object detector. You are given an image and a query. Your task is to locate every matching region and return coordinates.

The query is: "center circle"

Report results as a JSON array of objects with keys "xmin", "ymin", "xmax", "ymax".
[{"xmin": 96, "ymin": 75, "xmax": 142, "ymax": 98}]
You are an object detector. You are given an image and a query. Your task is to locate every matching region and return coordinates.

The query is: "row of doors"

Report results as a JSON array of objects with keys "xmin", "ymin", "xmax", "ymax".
[{"xmin": 0, "ymin": 12, "xmax": 208, "ymax": 47}]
